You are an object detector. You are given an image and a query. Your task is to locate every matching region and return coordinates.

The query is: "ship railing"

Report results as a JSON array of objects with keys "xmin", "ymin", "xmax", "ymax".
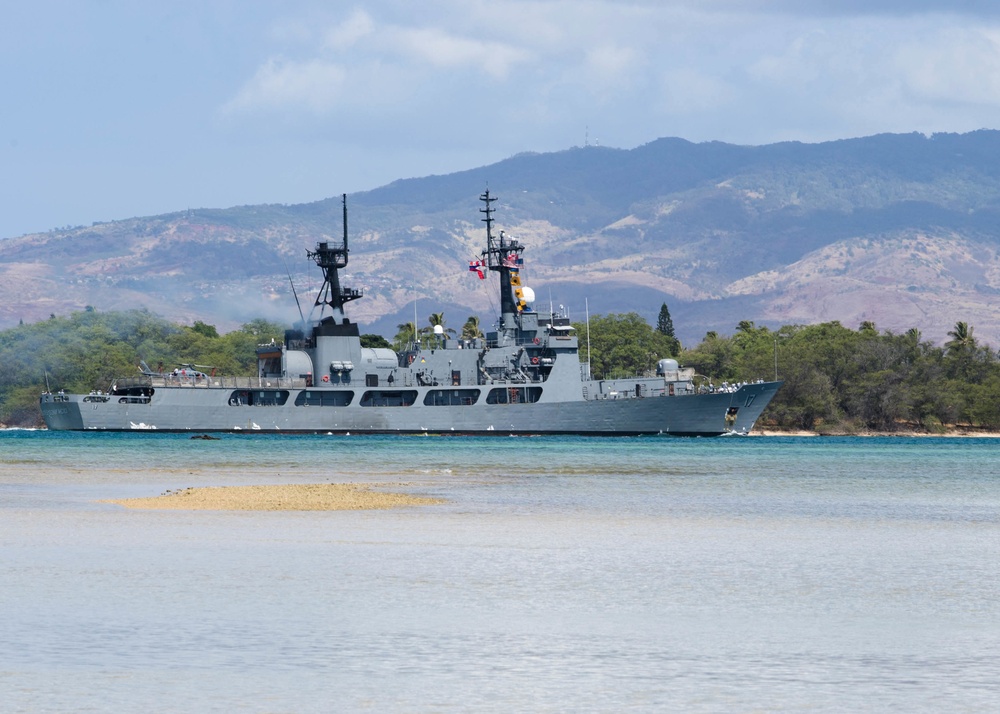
[
  {"xmin": 583, "ymin": 374, "xmax": 704, "ymax": 400},
  {"xmin": 113, "ymin": 375, "xmax": 311, "ymax": 390}
]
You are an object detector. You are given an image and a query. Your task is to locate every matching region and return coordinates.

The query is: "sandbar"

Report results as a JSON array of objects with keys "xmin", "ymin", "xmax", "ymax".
[{"xmin": 103, "ymin": 483, "xmax": 445, "ymax": 511}]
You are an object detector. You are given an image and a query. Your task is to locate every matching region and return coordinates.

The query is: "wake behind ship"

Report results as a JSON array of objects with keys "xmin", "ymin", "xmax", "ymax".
[{"xmin": 40, "ymin": 191, "xmax": 781, "ymax": 435}]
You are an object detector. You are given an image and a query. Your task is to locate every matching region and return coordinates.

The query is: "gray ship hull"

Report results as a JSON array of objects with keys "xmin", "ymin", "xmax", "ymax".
[{"xmin": 40, "ymin": 380, "xmax": 780, "ymax": 436}]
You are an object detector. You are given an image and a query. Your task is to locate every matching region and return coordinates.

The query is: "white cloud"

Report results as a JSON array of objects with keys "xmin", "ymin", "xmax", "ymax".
[
  {"xmin": 224, "ymin": 57, "xmax": 347, "ymax": 114},
  {"xmin": 323, "ymin": 8, "xmax": 374, "ymax": 50},
  {"xmin": 220, "ymin": 1, "xmax": 1000, "ymax": 147},
  {"xmin": 658, "ymin": 67, "xmax": 734, "ymax": 115},
  {"xmin": 585, "ymin": 44, "xmax": 641, "ymax": 91},
  {"xmin": 895, "ymin": 27, "xmax": 1000, "ymax": 106},
  {"xmin": 675, "ymin": 0, "xmax": 1000, "ymax": 18},
  {"xmin": 224, "ymin": 7, "xmax": 534, "ymax": 117},
  {"xmin": 747, "ymin": 31, "xmax": 833, "ymax": 86},
  {"xmin": 379, "ymin": 26, "xmax": 531, "ymax": 79}
]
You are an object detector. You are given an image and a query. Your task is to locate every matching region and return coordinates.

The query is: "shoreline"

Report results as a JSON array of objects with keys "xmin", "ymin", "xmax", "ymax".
[{"xmin": 752, "ymin": 428, "xmax": 1000, "ymax": 438}]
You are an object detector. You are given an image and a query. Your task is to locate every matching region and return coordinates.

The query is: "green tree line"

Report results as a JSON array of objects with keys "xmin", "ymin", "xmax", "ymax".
[
  {"xmin": 3, "ymin": 307, "xmax": 999, "ymax": 431},
  {"xmin": 679, "ymin": 319, "xmax": 1000, "ymax": 432}
]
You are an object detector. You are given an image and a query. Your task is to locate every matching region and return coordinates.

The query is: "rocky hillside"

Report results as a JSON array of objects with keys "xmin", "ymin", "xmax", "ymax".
[{"xmin": 3, "ymin": 130, "xmax": 1000, "ymax": 346}]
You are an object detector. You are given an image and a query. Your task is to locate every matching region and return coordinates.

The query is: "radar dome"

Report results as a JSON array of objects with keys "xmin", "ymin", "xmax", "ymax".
[
  {"xmin": 433, "ymin": 324, "xmax": 444, "ymax": 335},
  {"xmin": 521, "ymin": 287, "xmax": 535, "ymax": 303}
]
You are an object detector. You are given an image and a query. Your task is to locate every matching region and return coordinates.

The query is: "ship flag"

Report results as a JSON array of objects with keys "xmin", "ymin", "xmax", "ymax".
[{"xmin": 468, "ymin": 259, "xmax": 485, "ymax": 279}]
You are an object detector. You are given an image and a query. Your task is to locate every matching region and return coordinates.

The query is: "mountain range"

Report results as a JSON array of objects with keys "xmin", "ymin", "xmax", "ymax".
[{"xmin": 3, "ymin": 130, "xmax": 1000, "ymax": 347}]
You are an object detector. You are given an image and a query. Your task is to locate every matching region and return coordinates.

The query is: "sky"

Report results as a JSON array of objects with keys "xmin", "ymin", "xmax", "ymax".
[{"xmin": 3, "ymin": 0, "xmax": 1000, "ymax": 239}]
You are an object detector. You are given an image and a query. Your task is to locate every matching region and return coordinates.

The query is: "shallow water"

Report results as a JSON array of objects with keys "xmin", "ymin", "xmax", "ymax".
[{"xmin": 2, "ymin": 431, "xmax": 999, "ymax": 712}]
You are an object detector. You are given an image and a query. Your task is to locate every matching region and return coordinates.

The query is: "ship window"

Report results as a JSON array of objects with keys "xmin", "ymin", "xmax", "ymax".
[
  {"xmin": 228, "ymin": 389, "xmax": 289, "ymax": 406},
  {"xmin": 110, "ymin": 386, "xmax": 154, "ymax": 398},
  {"xmin": 294, "ymin": 390, "xmax": 354, "ymax": 407},
  {"xmin": 359, "ymin": 390, "xmax": 417, "ymax": 407},
  {"xmin": 486, "ymin": 386, "xmax": 542, "ymax": 404},
  {"xmin": 366, "ymin": 374, "xmax": 378, "ymax": 387},
  {"xmin": 118, "ymin": 396, "xmax": 151, "ymax": 405},
  {"xmin": 423, "ymin": 389, "xmax": 481, "ymax": 406}
]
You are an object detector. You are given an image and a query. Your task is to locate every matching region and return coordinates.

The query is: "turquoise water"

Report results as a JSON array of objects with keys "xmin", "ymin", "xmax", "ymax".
[{"xmin": 2, "ymin": 431, "xmax": 999, "ymax": 712}]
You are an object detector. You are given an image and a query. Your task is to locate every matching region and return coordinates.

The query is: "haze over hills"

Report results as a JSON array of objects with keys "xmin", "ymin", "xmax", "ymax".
[{"xmin": 3, "ymin": 130, "xmax": 1000, "ymax": 347}]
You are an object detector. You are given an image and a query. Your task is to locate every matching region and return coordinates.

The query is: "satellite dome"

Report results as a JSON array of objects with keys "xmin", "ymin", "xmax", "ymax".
[
  {"xmin": 433, "ymin": 324, "xmax": 444, "ymax": 335},
  {"xmin": 521, "ymin": 287, "xmax": 535, "ymax": 303}
]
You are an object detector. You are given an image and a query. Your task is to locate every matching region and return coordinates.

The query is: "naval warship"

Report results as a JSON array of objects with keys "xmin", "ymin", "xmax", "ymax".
[{"xmin": 40, "ymin": 190, "xmax": 781, "ymax": 435}]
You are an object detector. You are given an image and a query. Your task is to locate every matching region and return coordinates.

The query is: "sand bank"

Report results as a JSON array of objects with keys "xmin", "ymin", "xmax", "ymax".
[{"xmin": 104, "ymin": 483, "xmax": 445, "ymax": 511}]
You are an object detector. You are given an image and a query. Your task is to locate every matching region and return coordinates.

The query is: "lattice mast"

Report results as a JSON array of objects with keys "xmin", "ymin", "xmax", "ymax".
[
  {"xmin": 479, "ymin": 189, "xmax": 524, "ymax": 333},
  {"xmin": 308, "ymin": 194, "xmax": 362, "ymax": 322}
]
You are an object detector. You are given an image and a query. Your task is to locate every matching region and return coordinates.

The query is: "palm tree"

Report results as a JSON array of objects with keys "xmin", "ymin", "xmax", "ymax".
[
  {"xmin": 946, "ymin": 321, "xmax": 976, "ymax": 353},
  {"xmin": 461, "ymin": 315, "xmax": 484, "ymax": 340},
  {"xmin": 392, "ymin": 321, "xmax": 417, "ymax": 351},
  {"xmin": 420, "ymin": 312, "xmax": 456, "ymax": 348},
  {"xmin": 903, "ymin": 327, "xmax": 923, "ymax": 360}
]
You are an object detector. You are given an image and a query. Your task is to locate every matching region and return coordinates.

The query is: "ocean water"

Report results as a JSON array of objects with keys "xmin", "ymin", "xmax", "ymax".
[{"xmin": 1, "ymin": 431, "xmax": 999, "ymax": 712}]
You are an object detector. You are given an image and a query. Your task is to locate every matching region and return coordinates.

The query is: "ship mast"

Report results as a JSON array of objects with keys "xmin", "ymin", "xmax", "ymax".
[
  {"xmin": 480, "ymin": 189, "xmax": 524, "ymax": 334},
  {"xmin": 307, "ymin": 193, "xmax": 362, "ymax": 323}
]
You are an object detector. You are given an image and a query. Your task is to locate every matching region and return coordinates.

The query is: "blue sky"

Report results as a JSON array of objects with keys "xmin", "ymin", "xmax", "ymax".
[{"xmin": 3, "ymin": 0, "xmax": 1000, "ymax": 239}]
